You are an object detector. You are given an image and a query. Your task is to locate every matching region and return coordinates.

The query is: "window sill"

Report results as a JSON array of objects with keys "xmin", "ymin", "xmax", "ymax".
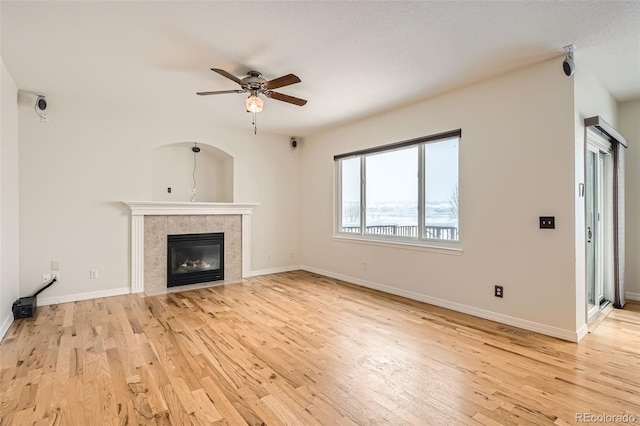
[{"xmin": 332, "ymin": 235, "xmax": 463, "ymax": 256}]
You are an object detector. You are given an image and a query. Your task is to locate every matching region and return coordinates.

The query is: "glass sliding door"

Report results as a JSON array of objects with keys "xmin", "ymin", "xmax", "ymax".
[
  {"xmin": 586, "ymin": 148, "xmax": 599, "ymax": 319},
  {"xmin": 586, "ymin": 135, "xmax": 612, "ymax": 321}
]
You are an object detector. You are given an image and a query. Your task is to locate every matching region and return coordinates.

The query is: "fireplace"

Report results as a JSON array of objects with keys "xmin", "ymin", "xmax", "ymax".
[{"xmin": 167, "ymin": 233, "xmax": 224, "ymax": 287}]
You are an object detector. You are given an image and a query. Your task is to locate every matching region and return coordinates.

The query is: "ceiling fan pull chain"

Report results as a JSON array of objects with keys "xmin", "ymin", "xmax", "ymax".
[{"xmin": 253, "ymin": 112, "xmax": 257, "ymax": 135}]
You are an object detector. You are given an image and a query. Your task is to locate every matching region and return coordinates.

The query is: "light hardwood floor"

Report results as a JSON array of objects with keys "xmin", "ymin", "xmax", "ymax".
[{"xmin": 1, "ymin": 271, "xmax": 639, "ymax": 425}]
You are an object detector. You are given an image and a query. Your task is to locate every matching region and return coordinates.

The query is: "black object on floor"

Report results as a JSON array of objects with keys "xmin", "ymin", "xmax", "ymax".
[{"xmin": 12, "ymin": 277, "xmax": 57, "ymax": 320}]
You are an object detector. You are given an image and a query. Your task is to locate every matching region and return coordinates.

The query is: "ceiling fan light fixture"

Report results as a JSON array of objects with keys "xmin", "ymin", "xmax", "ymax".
[{"xmin": 246, "ymin": 93, "xmax": 264, "ymax": 113}]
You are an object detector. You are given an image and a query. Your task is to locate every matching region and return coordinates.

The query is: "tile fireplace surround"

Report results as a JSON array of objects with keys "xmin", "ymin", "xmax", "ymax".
[{"xmin": 123, "ymin": 202, "xmax": 258, "ymax": 294}]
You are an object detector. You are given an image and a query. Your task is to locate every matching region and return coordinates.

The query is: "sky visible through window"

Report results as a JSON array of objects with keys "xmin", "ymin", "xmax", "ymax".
[
  {"xmin": 366, "ymin": 147, "xmax": 418, "ymax": 228},
  {"xmin": 425, "ymin": 138, "xmax": 458, "ymax": 227},
  {"xmin": 341, "ymin": 138, "xmax": 458, "ymax": 229}
]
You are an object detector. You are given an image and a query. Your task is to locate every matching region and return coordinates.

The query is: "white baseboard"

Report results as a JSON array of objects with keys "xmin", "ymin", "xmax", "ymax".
[
  {"xmin": 38, "ymin": 287, "xmax": 131, "ymax": 307},
  {"xmin": 300, "ymin": 265, "xmax": 583, "ymax": 342},
  {"xmin": 576, "ymin": 324, "xmax": 589, "ymax": 341},
  {"xmin": 248, "ymin": 265, "xmax": 302, "ymax": 277},
  {"xmin": 0, "ymin": 313, "xmax": 13, "ymax": 342},
  {"xmin": 626, "ymin": 292, "xmax": 640, "ymax": 302}
]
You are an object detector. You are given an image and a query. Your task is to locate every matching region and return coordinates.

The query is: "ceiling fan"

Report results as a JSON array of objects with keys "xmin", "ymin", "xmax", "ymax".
[{"xmin": 197, "ymin": 68, "xmax": 307, "ymax": 113}]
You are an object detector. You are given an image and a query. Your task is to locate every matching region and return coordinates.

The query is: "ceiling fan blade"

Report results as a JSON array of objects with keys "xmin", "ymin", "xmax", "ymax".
[
  {"xmin": 267, "ymin": 91, "xmax": 307, "ymax": 106},
  {"xmin": 197, "ymin": 89, "xmax": 246, "ymax": 96},
  {"xmin": 265, "ymin": 74, "xmax": 301, "ymax": 90},
  {"xmin": 211, "ymin": 68, "xmax": 244, "ymax": 85}
]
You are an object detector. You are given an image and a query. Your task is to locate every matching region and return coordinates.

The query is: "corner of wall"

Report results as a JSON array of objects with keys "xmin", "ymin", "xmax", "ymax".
[
  {"xmin": 571, "ymin": 68, "xmax": 587, "ymax": 339},
  {"xmin": 0, "ymin": 57, "xmax": 20, "ymax": 342}
]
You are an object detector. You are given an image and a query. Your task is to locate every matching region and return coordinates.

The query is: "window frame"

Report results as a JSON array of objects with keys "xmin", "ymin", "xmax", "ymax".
[{"xmin": 334, "ymin": 129, "xmax": 461, "ymax": 249}]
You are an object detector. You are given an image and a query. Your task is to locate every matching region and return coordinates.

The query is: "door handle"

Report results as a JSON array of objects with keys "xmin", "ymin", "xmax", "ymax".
[{"xmin": 587, "ymin": 227, "xmax": 592, "ymax": 243}]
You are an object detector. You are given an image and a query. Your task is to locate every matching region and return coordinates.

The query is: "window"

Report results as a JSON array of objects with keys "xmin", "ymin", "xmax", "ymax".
[
  {"xmin": 340, "ymin": 157, "xmax": 360, "ymax": 231},
  {"xmin": 336, "ymin": 130, "xmax": 460, "ymax": 245}
]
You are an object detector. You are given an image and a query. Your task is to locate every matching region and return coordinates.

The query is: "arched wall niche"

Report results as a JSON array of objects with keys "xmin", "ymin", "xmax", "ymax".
[{"xmin": 151, "ymin": 142, "xmax": 234, "ymax": 202}]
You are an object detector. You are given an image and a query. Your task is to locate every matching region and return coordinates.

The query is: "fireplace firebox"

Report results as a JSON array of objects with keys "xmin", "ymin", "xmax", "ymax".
[{"xmin": 167, "ymin": 233, "xmax": 224, "ymax": 287}]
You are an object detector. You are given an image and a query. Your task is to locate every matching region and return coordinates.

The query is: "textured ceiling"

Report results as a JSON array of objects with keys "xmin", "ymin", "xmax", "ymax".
[{"xmin": 2, "ymin": 1, "xmax": 639, "ymax": 136}]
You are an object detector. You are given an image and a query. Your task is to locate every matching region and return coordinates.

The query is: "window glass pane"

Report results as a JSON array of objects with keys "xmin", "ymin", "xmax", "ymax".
[
  {"xmin": 340, "ymin": 157, "xmax": 360, "ymax": 233},
  {"xmin": 365, "ymin": 147, "xmax": 418, "ymax": 237},
  {"xmin": 424, "ymin": 138, "xmax": 459, "ymax": 241}
]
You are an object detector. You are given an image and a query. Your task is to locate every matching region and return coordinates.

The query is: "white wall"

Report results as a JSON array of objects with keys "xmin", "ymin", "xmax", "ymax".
[
  {"xmin": 300, "ymin": 58, "xmax": 580, "ymax": 340},
  {"xmin": 620, "ymin": 100, "xmax": 640, "ymax": 300},
  {"xmin": 574, "ymin": 66, "xmax": 619, "ymax": 127},
  {"xmin": 0, "ymin": 57, "xmax": 20, "ymax": 340},
  {"xmin": 573, "ymin": 64, "xmax": 619, "ymax": 330},
  {"xmin": 17, "ymin": 93, "xmax": 301, "ymax": 301},
  {"xmin": 152, "ymin": 142, "xmax": 233, "ymax": 203}
]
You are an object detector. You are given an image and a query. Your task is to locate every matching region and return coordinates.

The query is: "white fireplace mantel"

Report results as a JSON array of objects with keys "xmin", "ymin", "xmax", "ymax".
[
  {"xmin": 124, "ymin": 201, "xmax": 259, "ymax": 216},
  {"xmin": 123, "ymin": 201, "xmax": 259, "ymax": 293}
]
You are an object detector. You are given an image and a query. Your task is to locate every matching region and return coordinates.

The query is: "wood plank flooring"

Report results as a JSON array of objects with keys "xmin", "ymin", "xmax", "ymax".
[{"xmin": 1, "ymin": 270, "xmax": 639, "ymax": 425}]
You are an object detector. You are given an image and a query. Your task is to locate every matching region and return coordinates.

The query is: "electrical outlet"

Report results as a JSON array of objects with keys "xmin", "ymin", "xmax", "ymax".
[
  {"xmin": 167, "ymin": 187, "xmax": 172, "ymax": 194},
  {"xmin": 539, "ymin": 216, "xmax": 555, "ymax": 229},
  {"xmin": 51, "ymin": 260, "xmax": 60, "ymax": 270},
  {"xmin": 52, "ymin": 271, "xmax": 61, "ymax": 280},
  {"xmin": 495, "ymin": 285, "xmax": 504, "ymax": 298},
  {"xmin": 90, "ymin": 269, "xmax": 99, "ymax": 279},
  {"xmin": 42, "ymin": 273, "xmax": 51, "ymax": 283},
  {"xmin": 185, "ymin": 187, "xmax": 191, "ymax": 195},
  {"xmin": 289, "ymin": 251, "xmax": 294, "ymax": 258},
  {"xmin": 362, "ymin": 261, "xmax": 368, "ymax": 270}
]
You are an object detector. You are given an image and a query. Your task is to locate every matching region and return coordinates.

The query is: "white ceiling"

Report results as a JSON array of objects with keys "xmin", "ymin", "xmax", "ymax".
[{"xmin": 2, "ymin": 1, "xmax": 639, "ymax": 136}]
